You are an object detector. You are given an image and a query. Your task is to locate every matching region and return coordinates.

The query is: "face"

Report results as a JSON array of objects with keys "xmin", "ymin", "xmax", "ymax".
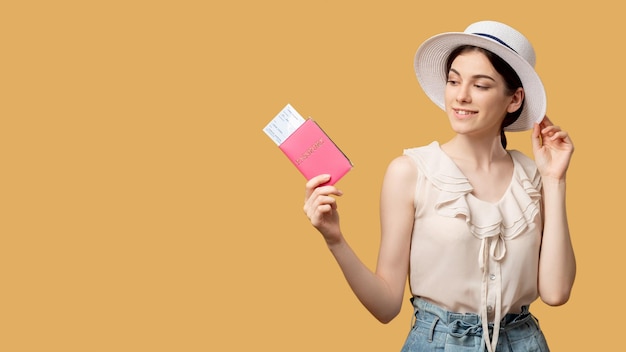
[{"xmin": 444, "ymin": 50, "xmax": 523, "ymax": 138}]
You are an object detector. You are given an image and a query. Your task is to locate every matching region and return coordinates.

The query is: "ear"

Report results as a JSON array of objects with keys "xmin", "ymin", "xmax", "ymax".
[{"xmin": 507, "ymin": 87, "xmax": 524, "ymax": 113}]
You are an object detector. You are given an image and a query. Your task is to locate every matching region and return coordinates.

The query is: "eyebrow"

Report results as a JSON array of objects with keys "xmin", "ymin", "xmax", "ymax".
[{"xmin": 449, "ymin": 68, "xmax": 496, "ymax": 82}]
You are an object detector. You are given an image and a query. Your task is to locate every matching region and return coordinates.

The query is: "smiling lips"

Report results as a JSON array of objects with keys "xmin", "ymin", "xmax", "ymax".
[{"xmin": 453, "ymin": 108, "xmax": 477, "ymax": 118}]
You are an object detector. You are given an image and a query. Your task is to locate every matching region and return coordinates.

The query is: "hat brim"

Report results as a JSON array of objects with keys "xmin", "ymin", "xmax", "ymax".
[{"xmin": 414, "ymin": 32, "xmax": 546, "ymax": 132}]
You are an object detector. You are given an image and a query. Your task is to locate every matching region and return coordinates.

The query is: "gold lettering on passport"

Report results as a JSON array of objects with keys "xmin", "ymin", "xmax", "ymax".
[{"xmin": 295, "ymin": 137, "xmax": 325, "ymax": 165}]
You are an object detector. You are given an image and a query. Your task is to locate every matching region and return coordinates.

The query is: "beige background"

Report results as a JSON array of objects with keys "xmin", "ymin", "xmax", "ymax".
[{"xmin": 0, "ymin": 1, "xmax": 619, "ymax": 351}]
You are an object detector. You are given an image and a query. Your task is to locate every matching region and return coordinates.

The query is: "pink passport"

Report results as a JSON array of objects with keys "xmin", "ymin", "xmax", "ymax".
[{"xmin": 279, "ymin": 118, "xmax": 352, "ymax": 185}]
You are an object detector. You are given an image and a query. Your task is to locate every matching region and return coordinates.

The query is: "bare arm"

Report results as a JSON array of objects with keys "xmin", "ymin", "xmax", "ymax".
[
  {"xmin": 303, "ymin": 156, "xmax": 416, "ymax": 323},
  {"xmin": 532, "ymin": 116, "xmax": 576, "ymax": 305}
]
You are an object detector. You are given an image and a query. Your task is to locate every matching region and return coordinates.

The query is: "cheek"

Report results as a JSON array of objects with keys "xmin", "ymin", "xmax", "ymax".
[{"xmin": 443, "ymin": 87, "xmax": 456, "ymax": 103}]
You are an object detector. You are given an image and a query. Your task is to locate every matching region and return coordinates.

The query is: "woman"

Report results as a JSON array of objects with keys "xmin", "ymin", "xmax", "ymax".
[{"xmin": 303, "ymin": 21, "xmax": 575, "ymax": 351}]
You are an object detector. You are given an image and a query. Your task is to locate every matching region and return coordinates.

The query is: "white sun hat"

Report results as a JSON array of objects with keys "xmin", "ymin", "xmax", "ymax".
[{"xmin": 414, "ymin": 20, "xmax": 546, "ymax": 132}]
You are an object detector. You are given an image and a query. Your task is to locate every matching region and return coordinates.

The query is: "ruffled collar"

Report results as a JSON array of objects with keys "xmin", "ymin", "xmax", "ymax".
[{"xmin": 410, "ymin": 141, "xmax": 542, "ymax": 243}]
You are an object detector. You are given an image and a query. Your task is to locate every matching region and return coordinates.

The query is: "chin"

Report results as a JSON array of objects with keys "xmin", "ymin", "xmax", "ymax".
[{"xmin": 448, "ymin": 121, "xmax": 473, "ymax": 134}]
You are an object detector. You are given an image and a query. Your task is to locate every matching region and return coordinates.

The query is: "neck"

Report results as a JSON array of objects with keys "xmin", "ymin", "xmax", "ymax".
[{"xmin": 441, "ymin": 134, "xmax": 508, "ymax": 170}]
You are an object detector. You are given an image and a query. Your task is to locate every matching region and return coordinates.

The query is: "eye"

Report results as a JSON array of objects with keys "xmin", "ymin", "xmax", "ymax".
[
  {"xmin": 446, "ymin": 79, "xmax": 459, "ymax": 86},
  {"xmin": 474, "ymin": 83, "xmax": 491, "ymax": 90}
]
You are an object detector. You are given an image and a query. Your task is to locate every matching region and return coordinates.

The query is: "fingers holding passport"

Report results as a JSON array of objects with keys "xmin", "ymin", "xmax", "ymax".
[{"xmin": 304, "ymin": 174, "xmax": 344, "ymax": 240}]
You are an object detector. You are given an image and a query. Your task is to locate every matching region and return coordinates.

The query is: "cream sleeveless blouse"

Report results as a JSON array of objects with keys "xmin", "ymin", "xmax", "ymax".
[{"xmin": 403, "ymin": 141, "xmax": 543, "ymax": 350}]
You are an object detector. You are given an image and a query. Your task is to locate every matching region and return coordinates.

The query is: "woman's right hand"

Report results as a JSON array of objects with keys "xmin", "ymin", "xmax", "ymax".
[{"xmin": 303, "ymin": 174, "xmax": 344, "ymax": 244}]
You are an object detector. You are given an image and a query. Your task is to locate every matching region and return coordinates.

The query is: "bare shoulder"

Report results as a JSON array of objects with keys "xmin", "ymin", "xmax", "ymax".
[
  {"xmin": 380, "ymin": 155, "xmax": 417, "ymax": 239},
  {"xmin": 384, "ymin": 155, "xmax": 417, "ymax": 181},
  {"xmin": 381, "ymin": 155, "xmax": 418, "ymax": 205}
]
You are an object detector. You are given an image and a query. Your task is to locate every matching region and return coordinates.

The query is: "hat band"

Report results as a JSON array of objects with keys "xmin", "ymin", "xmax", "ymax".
[{"xmin": 472, "ymin": 33, "xmax": 517, "ymax": 53}]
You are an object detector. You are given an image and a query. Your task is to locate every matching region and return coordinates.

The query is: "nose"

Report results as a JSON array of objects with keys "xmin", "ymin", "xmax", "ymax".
[{"xmin": 456, "ymin": 83, "xmax": 471, "ymax": 103}]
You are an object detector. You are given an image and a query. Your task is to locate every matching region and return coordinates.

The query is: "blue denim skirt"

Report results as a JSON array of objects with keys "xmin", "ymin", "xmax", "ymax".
[{"xmin": 400, "ymin": 297, "xmax": 549, "ymax": 352}]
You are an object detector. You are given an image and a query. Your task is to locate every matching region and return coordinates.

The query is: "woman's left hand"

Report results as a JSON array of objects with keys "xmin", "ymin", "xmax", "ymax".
[{"xmin": 531, "ymin": 116, "xmax": 574, "ymax": 181}]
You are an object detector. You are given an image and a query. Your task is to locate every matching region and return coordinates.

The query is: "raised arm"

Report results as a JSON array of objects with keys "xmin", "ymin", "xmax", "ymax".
[
  {"xmin": 532, "ymin": 116, "xmax": 576, "ymax": 305},
  {"xmin": 303, "ymin": 155, "xmax": 416, "ymax": 323}
]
